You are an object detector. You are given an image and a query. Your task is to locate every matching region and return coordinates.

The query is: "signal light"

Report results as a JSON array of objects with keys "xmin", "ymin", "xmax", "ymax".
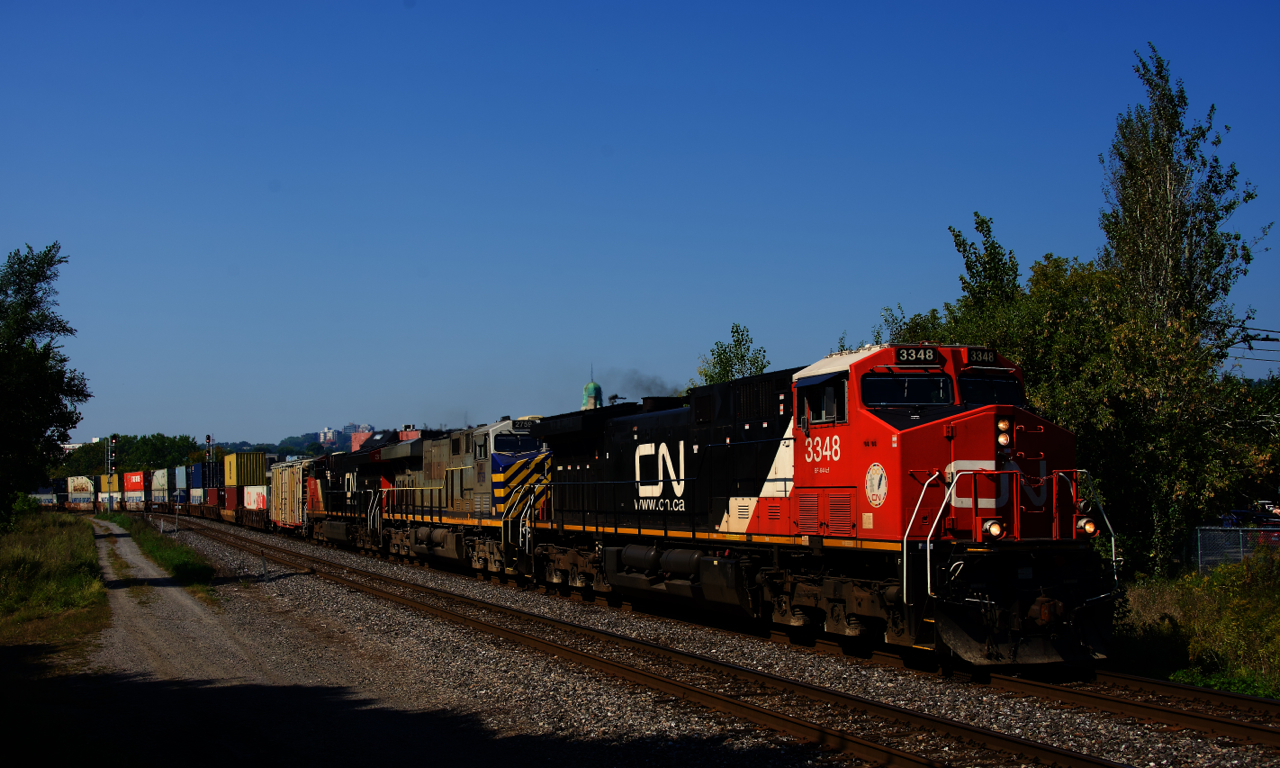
[{"xmin": 982, "ymin": 519, "xmax": 1005, "ymax": 540}]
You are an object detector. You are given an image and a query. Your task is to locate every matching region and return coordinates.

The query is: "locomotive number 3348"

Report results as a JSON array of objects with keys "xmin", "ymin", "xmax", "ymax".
[{"xmin": 804, "ymin": 435, "xmax": 841, "ymax": 462}]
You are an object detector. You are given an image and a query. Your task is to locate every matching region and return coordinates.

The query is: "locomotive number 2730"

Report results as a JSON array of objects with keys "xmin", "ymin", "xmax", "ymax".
[{"xmin": 804, "ymin": 435, "xmax": 840, "ymax": 462}]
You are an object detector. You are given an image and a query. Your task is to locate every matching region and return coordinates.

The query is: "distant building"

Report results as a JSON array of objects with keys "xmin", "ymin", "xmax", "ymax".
[
  {"xmin": 319, "ymin": 427, "xmax": 339, "ymax": 444},
  {"xmin": 60, "ymin": 443, "xmax": 87, "ymax": 455},
  {"xmin": 341, "ymin": 422, "xmax": 373, "ymax": 435},
  {"xmin": 582, "ymin": 380, "xmax": 604, "ymax": 410}
]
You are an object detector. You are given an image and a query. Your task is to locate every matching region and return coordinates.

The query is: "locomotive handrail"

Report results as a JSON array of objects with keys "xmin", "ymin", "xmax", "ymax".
[
  {"xmin": 1076, "ymin": 470, "xmax": 1119, "ymax": 587},
  {"xmin": 925, "ymin": 470, "xmax": 980, "ymax": 598},
  {"xmin": 901, "ymin": 471, "xmax": 941, "ymax": 606}
]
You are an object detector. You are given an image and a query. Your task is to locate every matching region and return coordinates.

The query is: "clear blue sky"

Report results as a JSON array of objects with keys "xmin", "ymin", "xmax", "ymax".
[{"xmin": 4, "ymin": 2, "xmax": 1277, "ymax": 444}]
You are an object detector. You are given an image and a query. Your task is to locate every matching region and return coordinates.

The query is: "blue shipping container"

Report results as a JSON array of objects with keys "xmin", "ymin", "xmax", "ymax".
[{"xmin": 189, "ymin": 463, "xmax": 203, "ymax": 488}]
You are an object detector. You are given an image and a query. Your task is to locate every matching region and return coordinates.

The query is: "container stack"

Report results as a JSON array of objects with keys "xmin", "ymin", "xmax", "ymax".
[
  {"xmin": 173, "ymin": 465, "xmax": 188, "ymax": 504},
  {"xmin": 224, "ymin": 452, "xmax": 266, "ymax": 524},
  {"xmin": 123, "ymin": 471, "xmax": 149, "ymax": 511},
  {"xmin": 207, "ymin": 460, "xmax": 225, "ymax": 509},
  {"xmin": 67, "ymin": 476, "xmax": 96, "ymax": 511},
  {"xmin": 98, "ymin": 474, "xmax": 122, "ymax": 510},
  {"xmin": 188, "ymin": 463, "xmax": 205, "ymax": 505},
  {"xmin": 150, "ymin": 469, "xmax": 171, "ymax": 504}
]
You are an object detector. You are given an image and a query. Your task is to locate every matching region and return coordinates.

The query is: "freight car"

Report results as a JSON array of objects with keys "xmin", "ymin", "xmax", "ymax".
[{"xmin": 96, "ymin": 343, "xmax": 1115, "ymax": 667}]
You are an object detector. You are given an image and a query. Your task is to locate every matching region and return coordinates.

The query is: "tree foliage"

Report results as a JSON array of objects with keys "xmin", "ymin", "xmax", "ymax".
[
  {"xmin": 878, "ymin": 47, "xmax": 1275, "ymax": 576},
  {"xmin": 0, "ymin": 243, "xmax": 91, "ymax": 509},
  {"xmin": 692, "ymin": 323, "xmax": 770, "ymax": 386},
  {"xmin": 56, "ymin": 434, "xmax": 200, "ymax": 477}
]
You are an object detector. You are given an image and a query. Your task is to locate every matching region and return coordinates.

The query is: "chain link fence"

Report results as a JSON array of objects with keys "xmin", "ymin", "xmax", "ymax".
[{"xmin": 1196, "ymin": 527, "xmax": 1280, "ymax": 573}]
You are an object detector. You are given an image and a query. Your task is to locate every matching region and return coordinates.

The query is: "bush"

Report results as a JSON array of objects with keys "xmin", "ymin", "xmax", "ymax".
[{"xmin": 1115, "ymin": 546, "xmax": 1280, "ymax": 698}]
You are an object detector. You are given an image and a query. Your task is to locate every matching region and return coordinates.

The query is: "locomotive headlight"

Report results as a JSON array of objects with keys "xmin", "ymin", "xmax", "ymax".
[
  {"xmin": 1076, "ymin": 517, "xmax": 1098, "ymax": 537},
  {"xmin": 982, "ymin": 519, "xmax": 1005, "ymax": 539},
  {"xmin": 996, "ymin": 418, "xmax": 1010, "ymax": 432},
  {"xmin": 997, "ymin": 432, "xmax": 1011, "ymax": 446}
]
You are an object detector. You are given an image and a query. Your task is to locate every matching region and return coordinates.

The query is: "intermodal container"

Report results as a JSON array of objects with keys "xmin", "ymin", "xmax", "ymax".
[
  {"xmin": 243, "ymin": 485, "xmax": 268, "ymax": 511},
  {"xmin": 224, "ymin": 486, "xmax": 240, "ymax": 510},
  {"xmin": 175, "ymin": 465, "xmax": 187, "ymax": 490},
  {"xmin": 123, "ymin": 472, "xmax": 149, "ymax": 492},
  {"xmin": 98, "ymin": 492, "xmax": 122, "ymax": 507},
  {"xmin": 152, "ymin": 469, "xmax": 170, "ymax": 491},
  {"xmin": 206, "ymin": 462, "xmax": 225, "ymax": 488},
  {"xmin": 190, "ymin": 488, "xmax": 205, "ymax": 504},
  {"xmin": 188, "ymin": 463, "xmax": 203, "ymax": 488},
  {"xmin": 124, "ymin": 490, "xmax": 146, "ymax": 511},
  {"xmin": 150, "ymin": 488, "xmax": 169, "ymax": 503},
  {"xmin": 172, "ymin": 488, "xmax": 188, "ymax": 503},
  {"xmin": 67, "ymin": 476, "xmax": 96, "ymax": 509},
  {"xmin": 35, "ymin": 493, "xmax": 57, "ymax": 506},
  {"xmin": 99, "ymin": 474, "xmax": 121, "ymax": 493},
  {"xmin": 210, "ymin": 488, "xmax": 223, "ymax": 507},
  {"xmin": 52, "ymin": 478, "xmax": 69, "ymax": 494},
  {"xmin": 225, "ymin": 453, "xmax": 266, "ymax": 487}
]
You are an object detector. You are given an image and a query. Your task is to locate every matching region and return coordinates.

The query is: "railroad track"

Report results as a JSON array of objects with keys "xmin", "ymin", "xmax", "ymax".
[{"xmin": 172, "ymin": 516, "xmax": 1127, "ymax": 768}]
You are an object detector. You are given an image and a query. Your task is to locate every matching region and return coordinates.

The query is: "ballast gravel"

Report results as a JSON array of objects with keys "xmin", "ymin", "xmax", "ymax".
[
  {"xmin": 173, "ymin": 518, "xmax": 1280, "ymax": 768},
  {"xmin": 158, "ymin": 518, "xmax": 849, "ymax": 767}
]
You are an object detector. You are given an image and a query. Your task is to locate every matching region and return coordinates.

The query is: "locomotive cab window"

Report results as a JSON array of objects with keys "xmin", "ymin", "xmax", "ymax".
[
  {"xmin": 797, "ymin": 374, "xmax": 847, "ymax": 425},
  {"xmin": 474, "ymin": 435, "xmax": 489, "ymax": 460},
  {"xmin": 958, "ymin": 375, "xmax": 1026, "ymax": 407},
  {"xmin": 494, "ymin": 434, "xmax": 541, "ymax": 453},
  {"xmin": 861, "ymin": 373, "xmax": 954, "ymax": 407}
]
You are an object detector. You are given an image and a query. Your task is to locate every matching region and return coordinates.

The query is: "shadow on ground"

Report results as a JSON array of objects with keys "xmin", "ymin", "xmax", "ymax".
[{"xmin": 0, "ymin": 644, "xmax": 828, "ymax": 767}]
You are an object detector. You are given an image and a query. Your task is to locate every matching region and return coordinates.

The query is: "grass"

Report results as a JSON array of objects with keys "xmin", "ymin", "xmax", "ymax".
[
  {"xmin": 1112, "ymin": 545, "xmax": 1280, "ymax": 699},
  {"xmin": 0, "ymin": 511, "xmax": 109, "ymax": 649},
  {"xmin": 96, "ymin": 513, "xmax": 216, "ymax": 600}
]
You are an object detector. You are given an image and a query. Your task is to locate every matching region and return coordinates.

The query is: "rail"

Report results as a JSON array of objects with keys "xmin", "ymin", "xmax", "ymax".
[{"xmin": 183, "ymin": 519, "xmax": 1126, "ymax": 768}]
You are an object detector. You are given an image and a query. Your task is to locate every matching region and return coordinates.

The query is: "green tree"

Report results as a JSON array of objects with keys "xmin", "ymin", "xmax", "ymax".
[
  {"xmin": 691, "ymin": 323, "xmax": 770, "ymax": 386},
  {"xmin": 0, "ymin": 242, "xmax": 91, "ymax": 511},
  {"xmin": 55, "ymin": 433, "xmax": 200, "ymax": 477},
  {"xmin": 1099, "ymin": 43, "xmax": 1270, "ymax": 354},
  {"xmin": 874, "ymin": 48, "xmax": 1277, "ymax": 576}
]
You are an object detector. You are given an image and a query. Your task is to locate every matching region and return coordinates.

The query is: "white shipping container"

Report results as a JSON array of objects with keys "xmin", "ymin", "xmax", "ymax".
[
  {"xmin": 68, "ymin": 476, "xmax": 94, "ymax": 494},
  {"xmin": 190, "ymin": 488, "xmax": 205, "ymax": 504},
  {"xmin": 68, "ymin": 491, "xmax": 94, "ymax": 503},
  {"xmin": 152, "ymin": 469, "xmax": 169, "ymax": 491},
  {"xmin": 150, "ymin": 489, "xmax": 169, "ymax": 503},
  {"xmin": 124, "ymin": 491, "xmax": 145, "ymax": 503},
  {"xmin": 98, "ymin": 492, "xmax": 122, "ymax": 504},
  {"xmin": 175, "ymin": 465, "xmax": 187, "ymax": 489},
  {"xmin": 244, "ymin": 485, "xmax": 268, "ymax": 511},
  {"xmin": 35, "ymin": 494, "xmax": 57, "ymax": 506}
]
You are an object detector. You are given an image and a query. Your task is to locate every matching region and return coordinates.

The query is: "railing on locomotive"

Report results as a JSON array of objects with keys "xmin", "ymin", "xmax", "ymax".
[{"xmin": 903, "ymin": 467, "xmax": 1114, "ymax": 604}]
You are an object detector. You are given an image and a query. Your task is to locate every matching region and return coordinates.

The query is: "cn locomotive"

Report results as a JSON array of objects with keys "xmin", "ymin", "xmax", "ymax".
[{"xmin": 131, "ymin": 343, "xmax": 1121, "ymax": 666}]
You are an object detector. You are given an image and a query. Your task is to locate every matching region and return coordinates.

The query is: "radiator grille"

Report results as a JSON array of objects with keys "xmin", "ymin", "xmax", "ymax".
[
  {"xmin": 829, "ymin": 493, "xmax": 852, "ymax": 536},
  {"xmin": 798, "ymin": 494, "xmax": 820, "ymax": 534}
]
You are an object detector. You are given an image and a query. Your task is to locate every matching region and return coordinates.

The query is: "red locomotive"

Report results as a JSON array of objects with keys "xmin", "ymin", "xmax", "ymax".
[{"xmin": 526, "ymin": 343, "xmax": 1113, "ymax": 665}]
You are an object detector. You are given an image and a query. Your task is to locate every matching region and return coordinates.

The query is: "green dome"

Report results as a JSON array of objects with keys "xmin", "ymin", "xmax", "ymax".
[{"xmin": 582, "ymin": 381, "xmax": 604, "ymax": 410}]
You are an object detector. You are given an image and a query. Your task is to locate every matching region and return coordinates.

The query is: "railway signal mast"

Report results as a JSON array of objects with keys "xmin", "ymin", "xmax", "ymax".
[{"xmin": 106, "ymin": 434, "xmax": 118, "ymax": 514}]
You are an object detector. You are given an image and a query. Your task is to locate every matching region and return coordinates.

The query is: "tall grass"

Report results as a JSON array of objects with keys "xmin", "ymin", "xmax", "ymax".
[
  {"xmin": 1116, "ymin": 545, "xmax": 1280, "ymax": 698},
  {"xmin": 97, "ymin": 513, "xmax": 215, "ymax": 587},
  {"xmin": 0, "ymin": 511, "xmax": 106, "ymax": 642}
]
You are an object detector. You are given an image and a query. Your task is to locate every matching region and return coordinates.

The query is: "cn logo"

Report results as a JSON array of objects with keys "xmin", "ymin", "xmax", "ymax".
[{"xmin": 635, "ymin": 441, "xmax": 685, "ymax": 498}]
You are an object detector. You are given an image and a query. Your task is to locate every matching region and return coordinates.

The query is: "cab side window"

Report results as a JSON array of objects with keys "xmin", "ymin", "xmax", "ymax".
[{"xmin": 798, "ymin": 376, "xmax": 847, "ymax": 425}]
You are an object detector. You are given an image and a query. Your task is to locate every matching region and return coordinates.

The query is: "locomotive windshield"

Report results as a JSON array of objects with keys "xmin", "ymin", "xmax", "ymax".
[
  {"xmin": 494, "ymin": 434, "xmax": 541, "ymax": 453},
  {"xmin": 860, "ymin": 373, "xmax": 954, "ymax": 407},
  {"xmin": 958, "ymin": 375, "xmax": 1026, "ymax": 406}
]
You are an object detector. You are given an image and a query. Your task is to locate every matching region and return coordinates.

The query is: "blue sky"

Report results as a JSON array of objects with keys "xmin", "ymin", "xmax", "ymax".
[{"xmin": 4, "ymin": 1, "xmax": 1277, "ymax": 443}]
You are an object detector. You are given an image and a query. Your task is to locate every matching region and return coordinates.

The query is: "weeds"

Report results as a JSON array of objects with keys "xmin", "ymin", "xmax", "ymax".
[
  {"xmin": 1114, "ymin": 546, "xmax": 1280, "ymax": 698},
  {"xmin": 0, "ymin": 512, "xmax": 108, "ymax": 646},
  {"xmin": 97, "ymin": 513, "xmax": 215, "ymax": 594}
]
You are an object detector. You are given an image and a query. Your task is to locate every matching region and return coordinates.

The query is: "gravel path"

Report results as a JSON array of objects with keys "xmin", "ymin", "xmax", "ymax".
[
  {"xmin": 62, "ymin": 517, "xmax": 853, "ymax": 767},
  {"xmin": 175, "ymin": 518, "xmax": 1280, "ymax": 768}
]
